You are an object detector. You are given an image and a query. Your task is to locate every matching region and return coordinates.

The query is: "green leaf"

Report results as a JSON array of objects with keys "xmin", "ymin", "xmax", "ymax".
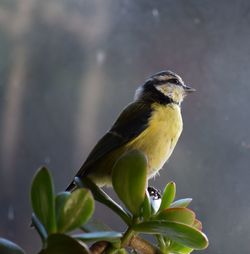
[
  {"xmin": 31, "ymin": 213, "xmax": 48, "ymax": 244},
  {"xmin": 55, "ymin": 192, "xmax": 70, "ymax": 220},
  {"xmin": 113, "ymin": 248, "xmax": 128, "ymax": 254},
  {"xmin": 168, "ymin": 241, "xmax": 193, "ymax": 254},
  {"xmin": 132, "ymin": 220, "xmax": 209, "ymax": 250},
  {"xmin": 57, "ymin": 189, "xmax": 94, "ymax": 233},
  {"xmin": 0, "ymin": 238, "xmax": 26, "ymax": 254},
  {"xmin": 112, "ymin": 150, "xmax": 148, "ymax": 215},
  {"xmin": 75, "ymin": 177, "xmax": 131, "ymax": 225},
  {"xmin": 141, "ymin": 191, "xmax": 151, "ymax": 219},
  {"xmin": 81, "ymin": 219, "xmax": 112, "ymax": 232},
  {"xmin": 170, "ymin": 198, "xmax": 192, "ymax": 208},
  {"xmin": 159, "ymin": 182, "xmax": 176, "ymax": 212},
  {"xmin": 156, "ymin": 208, "xmax": 195, "ymax": 226},
  {"xmin": 30, "ymin": 167, "xmax": 56, "ymax": 234},
  {"xmin": 193, "ymin": 219, "xmax": 202, "ymax": 231},
  {"xmin": 73, "ymin": 231, "xmax": 122, "ymax": 243},
  {"xmin": 39, "ymin": 234, "xmax": 89, "ymax": 254}
]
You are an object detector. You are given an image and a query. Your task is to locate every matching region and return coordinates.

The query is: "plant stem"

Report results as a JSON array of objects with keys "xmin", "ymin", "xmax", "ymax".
[
  {"xmin": 121, "ymin": 217, "xmax": 139, "ymax": 247},
  {"xmin": 75, "ymin": 176, "xmax": 132, "ymax": 225},
  {"xmin": 156, "ymin": 235, "xmax": 169, "ymax": 253},
  {"xmin": 130, "ymin": 236, "xmax": 162, "ymax": 254},
  {"xmin": 31, "ymin": 213, "xmax": 48, "ymax": 247},
  {"xmin": 121, "ymin": 227, "xmax": 135, "ymax": 247},
  {"xmin": 89, "ymin": 237, "xmax": 162, "ymax": 254}
]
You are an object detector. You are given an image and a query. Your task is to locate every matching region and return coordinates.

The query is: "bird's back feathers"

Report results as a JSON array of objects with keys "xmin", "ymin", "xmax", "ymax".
[{"xmin": 66, "ymin": 101, "xmax": 152, "ymax": 191}]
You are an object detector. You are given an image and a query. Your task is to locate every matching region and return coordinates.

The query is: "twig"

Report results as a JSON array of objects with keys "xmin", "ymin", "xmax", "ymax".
[
  {"xmin": 129, "ymin": 236, "xmax": 162, "ymax": 254},
  {"xmin": 90, "ymin": 241, "xmax": 109, "ymax": 254},
  {"xmin": 89, "ymin": 236, "xmax": 162, "ymax": 254}
]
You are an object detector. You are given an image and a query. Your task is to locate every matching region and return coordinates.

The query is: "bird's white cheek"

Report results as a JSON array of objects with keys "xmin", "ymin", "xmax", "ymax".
[{"xmin": 155, "ymin": 85, "xmax": 172, "ymax": 97}]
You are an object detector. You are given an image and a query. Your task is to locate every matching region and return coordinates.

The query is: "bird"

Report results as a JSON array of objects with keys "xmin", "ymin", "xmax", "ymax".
[{"xmin": 66, "ymin": 70, "xmax": 195, "ymax": 191}]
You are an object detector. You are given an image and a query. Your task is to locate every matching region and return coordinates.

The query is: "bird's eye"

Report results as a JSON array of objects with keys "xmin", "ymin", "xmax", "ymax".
[{"xmin": 168, "ymin": 78, "xmax": 180, "ymax": 85}]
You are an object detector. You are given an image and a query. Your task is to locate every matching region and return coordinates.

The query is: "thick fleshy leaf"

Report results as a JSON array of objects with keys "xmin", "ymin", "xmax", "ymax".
[
  {"xmin": 112, "ymin": 150, "xmax": 148, "ymax": 215},
  {"xmin": 31, "ymin": 167, "xmax": 56, "ymax": 234},
  {"xmin": 170, "ymin": 198, "xmax": 192, "ymax": 208},
  {"xmin": 156, "ymin": 208, "xmax": 195, "ymax": 226},
  {"xmin": 193, "ymin": 219, "xmax": 202, "ymax": 231},
  {"xmin": 113, "ymin": 248, "xmax": 128, "ymax": 254},
  {"xmin": 73, "ymin": 231, "xmax": 122, "ymax": 243},
  {"xmin": 75, "ymin": 177, "xmax": 131, "ymax": 225},
  {"xmin": 141, "ymin": 191, "xmax": 151, "ymax": 219},
  {"xmin": 168, "ymin": 241, "xmax": 193, "ymax": 254},
  {"xmin": 0, "ymin": 238, "xmax": 26, "ymax": 254},
  {"xmin": 55, "ymin": 192, "xmax": 70, "ymax": 220},
  {"xmin": 82, "ymin": 220, "xmax": 112, "ymax": 232},
  {"xmin": 39, "ymin": 234, "xmax": 89, "ymax": 254},
  {"xmin": 159, "ymin": 182, "xmax": 176, "ymax": 212},
  {"xmin": 57, "ymin": 188, "xmax": 94, "ymax": 233},
  {"xmin": 31, "ymin": 213, "xmax": 48, "ymax": 243},
  {"xmin": 132, "ymin": 220, "xmax": 209, "ymax": 250}
]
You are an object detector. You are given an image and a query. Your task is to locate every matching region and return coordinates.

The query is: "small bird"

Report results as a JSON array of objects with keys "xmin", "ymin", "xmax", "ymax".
[{"xmin": 66, "ymin": 70, "xmax": 195, "ymax": 191}]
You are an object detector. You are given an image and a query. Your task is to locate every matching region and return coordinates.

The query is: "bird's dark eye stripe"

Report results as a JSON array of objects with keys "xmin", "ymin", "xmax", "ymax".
[
  {"xmin": 168, "ymin": 78, "xmax": 180, "ymax": 85},
  {"xmin": 151, "ymin": 78, "xmax": 181, "ymax": 86},
  {"xmin": 148, "ymin": 77, "xmax": 182, "ymax": 87}
]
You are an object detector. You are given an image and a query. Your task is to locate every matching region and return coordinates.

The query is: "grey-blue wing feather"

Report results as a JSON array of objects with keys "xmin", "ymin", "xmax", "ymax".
[{"xmin": 66, "ymin": 101, "xmax": 152, "ymax": 191}]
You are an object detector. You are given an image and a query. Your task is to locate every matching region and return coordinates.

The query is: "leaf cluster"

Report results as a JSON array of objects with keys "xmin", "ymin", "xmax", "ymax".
[{"xmin": 0, "ymin": 150, "xmax": 208, "ymax": 254}]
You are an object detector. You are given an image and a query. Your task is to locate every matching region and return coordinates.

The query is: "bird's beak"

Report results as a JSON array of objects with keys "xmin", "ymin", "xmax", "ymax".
[{"xmin": 183, "ymin": 85, "xmax": 196, "ymax": 93}]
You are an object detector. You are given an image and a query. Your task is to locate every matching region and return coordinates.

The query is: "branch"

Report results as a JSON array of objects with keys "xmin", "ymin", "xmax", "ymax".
[
  {"xmin": 90, "ymin": 241, "xmax": 108, "ymax": 254},
  {"xmin": 129, "ymin": 236, "xmax": 162, "ymax": 254},
  {"xmin": 89, "ymin": 236, "xmax": 162, "ymax": 254}
]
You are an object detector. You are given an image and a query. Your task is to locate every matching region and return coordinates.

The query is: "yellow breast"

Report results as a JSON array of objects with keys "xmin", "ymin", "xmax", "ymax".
[{"xmin": 125, "ymin": 103, "xmax": 183, "ymax": 177}]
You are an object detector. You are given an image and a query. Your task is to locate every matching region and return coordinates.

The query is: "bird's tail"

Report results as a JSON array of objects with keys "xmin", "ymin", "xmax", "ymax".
[
  {"xmin": 65, "ymin": 180, "xmax": 78, "ymax": 192},
  {"xmin": 66, "ymin": 164, "xmax": 89, "ymax": 192}
]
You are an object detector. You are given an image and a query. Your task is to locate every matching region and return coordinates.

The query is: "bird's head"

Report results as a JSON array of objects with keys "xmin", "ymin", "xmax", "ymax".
[{"xmin": 135, "ymin": 70, "xmax": 195, "ymax": 105}]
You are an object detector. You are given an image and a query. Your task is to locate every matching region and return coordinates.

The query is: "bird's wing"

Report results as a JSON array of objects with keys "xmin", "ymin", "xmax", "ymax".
[{"xmin": 76, "ymin": 101, "xmax": 152, "ymax": 177}]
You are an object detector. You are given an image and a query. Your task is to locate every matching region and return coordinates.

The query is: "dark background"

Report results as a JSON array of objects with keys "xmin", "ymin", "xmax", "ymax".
[{"xmin": 0, "ymin": 0, "xmax": 250, "ymax": 253}]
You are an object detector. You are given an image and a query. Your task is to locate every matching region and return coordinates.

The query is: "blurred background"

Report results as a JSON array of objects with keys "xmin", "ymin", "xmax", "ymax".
[{"xmin": 0, "ymin": 0, "xmax": 250, "ymax": 253}]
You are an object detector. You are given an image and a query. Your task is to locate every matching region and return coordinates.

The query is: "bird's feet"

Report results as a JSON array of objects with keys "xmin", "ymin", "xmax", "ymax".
[{"xmin": 147, "ymin": 186, "xmax": 162, "ymax": 200}]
